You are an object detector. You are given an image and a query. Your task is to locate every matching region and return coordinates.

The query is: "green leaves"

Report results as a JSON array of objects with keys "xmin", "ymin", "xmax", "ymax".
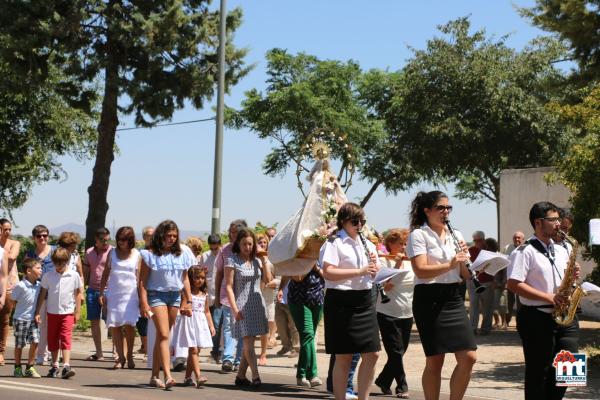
[{"xmin": 0, "ymin": 61, "xmax": 97, "ymax": 214}]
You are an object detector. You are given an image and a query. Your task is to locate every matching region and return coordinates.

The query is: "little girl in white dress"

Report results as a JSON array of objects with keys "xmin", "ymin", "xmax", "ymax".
[{"xmin": 171, "ymin": 266, "xmax": 215, "ymax": 388}]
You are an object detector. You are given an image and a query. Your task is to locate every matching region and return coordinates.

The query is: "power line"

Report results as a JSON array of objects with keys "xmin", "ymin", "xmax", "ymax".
[{"xmin": 116, "ymin": 117, "xmax": 215, "ymax": 131}]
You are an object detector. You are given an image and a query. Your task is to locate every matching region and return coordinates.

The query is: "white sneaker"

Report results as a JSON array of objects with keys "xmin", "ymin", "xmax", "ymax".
[
  {"xmin": 296, "ymin": 377, "xmax": 311, "ymax": 388},
  {"xmin": 345, "ymin": 393, "xmax": 358, "ymax": 400},
  {"xmin": 309, "ymin": 377, "xmax": 322, "ymax": 387}
]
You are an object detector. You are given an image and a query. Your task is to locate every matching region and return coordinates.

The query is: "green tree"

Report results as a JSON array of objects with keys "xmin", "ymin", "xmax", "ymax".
[
  {"xmin": 0, "ymin": 0, "xmax": 249, "ymax": 247},
  {"xmin": 379, "ymin": 18, "xmax": 571, "ymax": 232},
  {"xmin": 520, "ymin": 0, "xmax": 600, "ymax": 82},
  {"xmin": 0, "ymin": 58, "xmax": 97, "ymax": 215},
  {"xmin": 227, "ymin": 49, "xmax": 421, "ymax": 205},
  {"xmin": 548, "ymin": 86, "xmax": 600, "ymax": 281}
]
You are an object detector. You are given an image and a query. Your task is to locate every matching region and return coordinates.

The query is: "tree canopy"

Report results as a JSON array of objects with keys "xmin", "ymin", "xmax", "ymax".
[
  {"xmin": 0, "ymin": 0, "xmax": 249, "ymax": 246},
  {"xmin": 227, "ymin": 48, "xmax": 417, "ymax": 204},
  {"xmin": 376, "ymin": 18, "xmax": 571, "ymax": 226},
  {"xmin": 520, "ymin": 0, "xmax": 600, "ymax": 82},
  {"xmin": 0, "ymin": 57, "xmax": 97, "ymax": 215}
]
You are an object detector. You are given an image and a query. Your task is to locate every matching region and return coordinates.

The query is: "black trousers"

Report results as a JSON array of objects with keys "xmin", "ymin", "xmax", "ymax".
[
  {"xmin": 517, "ymin": 306, "xmax": 579, "ymax": 400},
  {"xmin": 375, "ymin": 313, "xmax": 413, "ymax": 393}
]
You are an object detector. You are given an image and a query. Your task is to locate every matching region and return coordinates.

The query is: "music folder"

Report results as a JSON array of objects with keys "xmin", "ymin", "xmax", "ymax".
[{"xmin": 470, "ymin": 250, "xmax": 510, "ymax": 275}]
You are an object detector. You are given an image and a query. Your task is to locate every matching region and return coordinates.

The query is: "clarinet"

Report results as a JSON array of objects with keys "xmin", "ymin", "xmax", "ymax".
[
  {"xmin": 358, "ymin": 231, "xmax": 390, "ymax": 304},
  {"xmin": 445, "ymin": 219, "xmax": 486, "ymax": 294}
]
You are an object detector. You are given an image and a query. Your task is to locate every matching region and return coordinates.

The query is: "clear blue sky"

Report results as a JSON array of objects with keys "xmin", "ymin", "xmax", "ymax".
[{"xmin": 11, "ymin": 0, "xmax": 544, "ymax": 244}]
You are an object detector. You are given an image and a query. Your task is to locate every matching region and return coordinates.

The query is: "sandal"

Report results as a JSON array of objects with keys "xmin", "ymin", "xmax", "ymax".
[
  {"xmin": 396, "ymin": 391, "xmax": 410, "ymax": 399},
  {"xmin": 251, "ymin": 377, "xmax": 261, "ymax": 387},
  {"xmin": 196, "ymin": 376, "xmax": 208, "ymax": 388},
  {"xmin": 149, "ymin": 377, "xmax": 165, "ymax": 389},
  {"xmin": 127, "ymin": 358, "xmax": 135, "ymax": 369},
  {"xmin": 164, "ymin": 377, "xmax": 176, "ymax": 390},
  {"xmin": 112, "ymin": 360, "xmax": 124, "ymax": 370},
  {"xmin": 85, "ymin": 354, "xmax": 105, "ymax": 362}
]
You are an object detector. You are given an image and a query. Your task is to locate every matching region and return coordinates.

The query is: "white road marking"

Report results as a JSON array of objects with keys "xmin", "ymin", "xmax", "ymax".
[
  {"xmin": 0, "ymin": 379, "xmax": 76, "ymax": 390},
  {"xmin": 0, "ymin": 384, "xmax": 113, "ymax": 400}
]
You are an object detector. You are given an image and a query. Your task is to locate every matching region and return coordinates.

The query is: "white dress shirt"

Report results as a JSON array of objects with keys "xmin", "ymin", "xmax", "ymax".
[
  {"xmin": 406, "ymin": 224, "xmax": 464, "ymax": 285},
  {"xmin": 507, "ymin": 236, "xmax": 569, "ymax": 311},
  {"xmin": 320, "ymin": 229, "xmax": 380, "ymax": 290}
]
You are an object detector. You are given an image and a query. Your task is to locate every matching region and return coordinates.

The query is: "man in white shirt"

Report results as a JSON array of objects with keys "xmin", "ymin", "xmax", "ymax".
[
  {"xmin": 503, "ymin": 230, "xmax": 525, "ymax": 326},
  {"xmin": 507, "ymin": 201, "xmax": 579, "ymax": 400}
]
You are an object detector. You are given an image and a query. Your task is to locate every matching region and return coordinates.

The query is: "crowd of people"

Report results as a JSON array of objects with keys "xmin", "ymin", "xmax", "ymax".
[{"xmin": 0, "ymin": 195, "xmax": 582, "ymax": 400}]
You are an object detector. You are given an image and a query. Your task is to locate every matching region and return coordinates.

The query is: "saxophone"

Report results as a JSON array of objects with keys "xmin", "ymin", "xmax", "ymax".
[{"xmin": 553, "ymin": 230, "xmax": 587, "ymax": 326}]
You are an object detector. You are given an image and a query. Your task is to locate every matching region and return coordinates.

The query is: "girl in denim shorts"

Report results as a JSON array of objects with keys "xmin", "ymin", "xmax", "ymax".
[{"xmin": 139, "ymin": 220, "xmax": 194, "ymax": 389}]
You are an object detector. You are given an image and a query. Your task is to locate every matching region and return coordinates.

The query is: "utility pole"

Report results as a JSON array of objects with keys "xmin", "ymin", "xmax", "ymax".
[{"xmin": 211, "ymin": 0, "xmax": 226, "ymax": 235}]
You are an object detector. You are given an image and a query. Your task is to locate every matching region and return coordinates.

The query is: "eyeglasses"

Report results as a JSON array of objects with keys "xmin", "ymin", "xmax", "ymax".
[
  {"xmin": 35, "ymin": 234, "xmax": 48, "ymax": 239},
  {"xmin": 97, "ymin": 238, "xmax": 110, "ymax": 243},
  {"xmin": 540, "ymin": 217, "xmax": 562, "ymax": 223},
  {"xmin": 349, "ymin": 219, "xmax": 367, "ymax": 227},
  {"xmin": 434, "ymin": 205, "xmax": 453, "ymax": 212}
]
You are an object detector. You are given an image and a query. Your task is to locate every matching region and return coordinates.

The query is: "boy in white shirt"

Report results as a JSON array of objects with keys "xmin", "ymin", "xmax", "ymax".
[
  {"xmin": 34, "ymin": 247, "xmax": 82, "ymax": 379},
  {"xmin": 11, "ymin": 258, "xmax": 43, "ymax": 378}
]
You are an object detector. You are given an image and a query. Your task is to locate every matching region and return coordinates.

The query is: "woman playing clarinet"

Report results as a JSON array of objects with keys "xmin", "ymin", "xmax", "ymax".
[
  {"xmin": 406, "ymin": 191, "xmax": 477, "ymax": 400},
  {"xmin": 320, "ymin": 202, "xmax": 381, "ymax": 400}
]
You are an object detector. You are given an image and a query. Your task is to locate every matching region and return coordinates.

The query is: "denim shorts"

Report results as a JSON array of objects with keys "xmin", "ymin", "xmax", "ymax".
[
  {"xmin": 147, "ymin": 290, "xmax": 181, "ymax": 308},
  {"xmin": 86, "ymin": 287, "xmax": 106, "ymax": 321}
]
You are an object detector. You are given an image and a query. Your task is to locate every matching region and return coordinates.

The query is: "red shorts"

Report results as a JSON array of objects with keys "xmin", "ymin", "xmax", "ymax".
[{"xmin": 47, "ymin": 313, "xmax": 74, "ymax": 351}]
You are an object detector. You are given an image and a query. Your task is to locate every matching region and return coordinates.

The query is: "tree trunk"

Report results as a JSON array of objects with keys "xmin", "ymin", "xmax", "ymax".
[
  {"xmin": 360, "ymin": 179, "xmax": 383, "ymax": 208},
  {"xmin": 84, "ymin": 59, "xmax": 119, "ymax": 248}
]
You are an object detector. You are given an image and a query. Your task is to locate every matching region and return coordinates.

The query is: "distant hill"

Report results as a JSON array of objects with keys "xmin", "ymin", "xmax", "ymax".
[{"xmin": 50, "ymin": 223, "xmax": 210, "ymax": 240}]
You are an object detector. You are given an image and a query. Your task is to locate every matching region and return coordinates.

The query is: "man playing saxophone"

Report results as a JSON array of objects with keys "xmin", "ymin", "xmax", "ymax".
[{"xmin": 507, "ymin": 202, "xmax": 581, "ymax": 400}]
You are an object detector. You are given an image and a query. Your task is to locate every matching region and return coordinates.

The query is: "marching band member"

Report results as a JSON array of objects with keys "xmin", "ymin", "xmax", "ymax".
[
  {"xmin": 374, "ymin": 229, "xmax": 414, "ymax": 399},
  {"xmin": 406, "ymin": 191, "xmax": 477, "ymax": 400},
  {"xmin": 320, "ymin": 202, "xmax": 381, "ymax": 400},
  {"xmin": 507, "ymin": 202, "xmax": 579, "ymax": 400}
]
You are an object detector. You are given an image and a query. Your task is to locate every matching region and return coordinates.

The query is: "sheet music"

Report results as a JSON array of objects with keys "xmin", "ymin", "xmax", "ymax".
[{"xmin": 590, "ymin": 219, "xmax": 600, "ymax": 246}]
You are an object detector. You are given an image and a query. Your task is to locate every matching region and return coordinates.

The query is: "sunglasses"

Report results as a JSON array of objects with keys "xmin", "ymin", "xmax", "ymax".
[
  {"xmin": 349, "ymin": 218, "xmax": 367, "ymax": 227},
  {"xmin": 434, "ymin": 205, "xmax": 453, "ymax": 212},
  {"xmin": 35, "ymin": 234, "xmax": 49, "ymax": 239},
  {"xmin": 540, "ymin": 217, "xmax": 562, "ymax": 223}
]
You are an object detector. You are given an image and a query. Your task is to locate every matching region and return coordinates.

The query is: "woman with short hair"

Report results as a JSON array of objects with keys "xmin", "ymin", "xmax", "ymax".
[
  {"xmin": 100, "ymin": 226, "xmax": 141, "ymax": 369},
  {"xmin": 374, "ymin": 228, "xmax": 414, "ymax": 399}
]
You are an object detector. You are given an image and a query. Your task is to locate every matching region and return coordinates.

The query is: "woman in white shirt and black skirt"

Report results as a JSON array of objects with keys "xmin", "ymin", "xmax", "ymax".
[
  {"xmin": 320, "ymin": 202, "xmax": 381, "ymax": 400},
  {"xmin": 406, "ymin": 191, "xmax": 477, "ymax": 400}
]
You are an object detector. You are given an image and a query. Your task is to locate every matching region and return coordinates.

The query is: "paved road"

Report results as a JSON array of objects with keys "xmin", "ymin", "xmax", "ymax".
[{"xmin": 0, "ymin": 348, "xmax": 493, "ymax": 400}]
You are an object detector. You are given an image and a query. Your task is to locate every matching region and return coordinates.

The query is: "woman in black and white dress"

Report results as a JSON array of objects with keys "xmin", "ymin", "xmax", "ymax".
[
  {"xmin": 406, "ymin": 191, "xmax": 477, "ymax": 400},
  {"xmin": 320, "ymin": 202, "xmax": 380, "ymax": 400}
]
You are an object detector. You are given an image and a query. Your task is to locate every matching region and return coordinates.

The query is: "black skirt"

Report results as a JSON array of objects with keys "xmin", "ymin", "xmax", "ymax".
[
  {"xmin": 412, "ymin": 283, "xmax": 477, "ymax": 356},
  {"xmin": 324, "ymin": 288, "xmax": 381, "ymax": 354}
]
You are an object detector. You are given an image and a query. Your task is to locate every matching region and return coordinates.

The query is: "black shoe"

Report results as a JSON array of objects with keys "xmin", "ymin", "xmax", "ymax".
[
  {"xmin": 61, "ymin": 366, "xmax": 75, "ymax": 379},
  {"xmin": 234, "ymin": 376, "xmax": 251, "ymax": 386},
  {"xmin": 173, "ymin": 362, "xmax": 186, "ymax": 372},
  {"xmin": 374, "ymin": 378, "xmax": 392, "ymax": 395},
  {"xmin": 47, "ymin": 366, "xmax": 60, "ymax": 378},
  {"xmin": 221, "ymin": 360, "xmax": 233, "ymax": 373}
]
